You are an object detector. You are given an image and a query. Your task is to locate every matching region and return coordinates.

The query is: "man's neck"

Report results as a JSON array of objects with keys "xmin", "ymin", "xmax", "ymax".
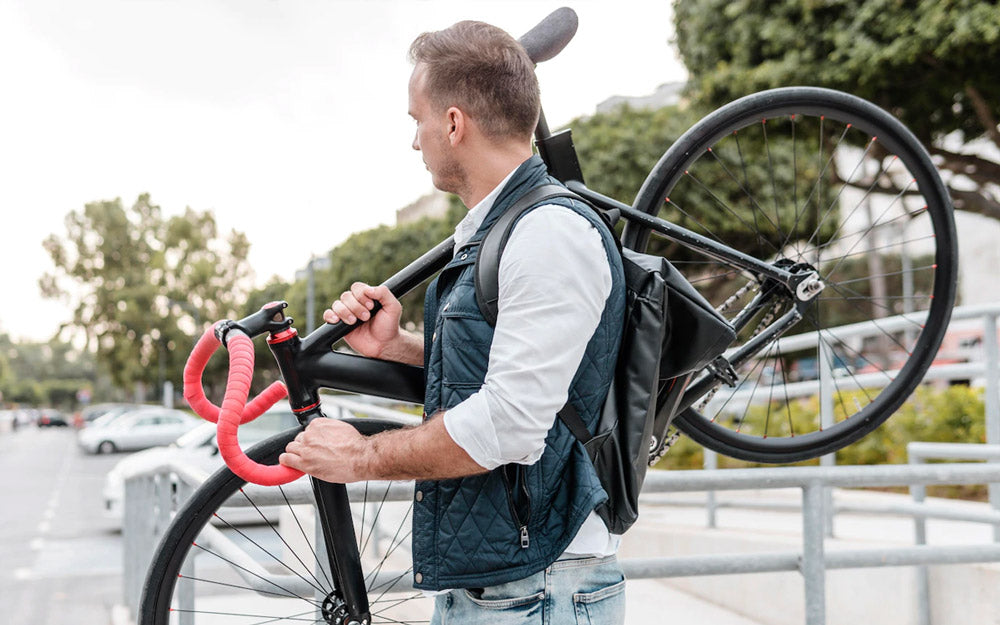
[{"xmin": 457, "ymin": 143, "xmax": 533, "ymax": 209}]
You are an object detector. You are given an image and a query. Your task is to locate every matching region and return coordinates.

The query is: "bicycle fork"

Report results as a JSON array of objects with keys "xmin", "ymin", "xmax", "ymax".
[{"xmin": 311, "ymin": 477, "xmax": 371, "ymax": 625}]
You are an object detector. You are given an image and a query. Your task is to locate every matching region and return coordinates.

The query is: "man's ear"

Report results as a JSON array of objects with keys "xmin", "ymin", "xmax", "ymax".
[{"xmin": 446, "ymin": 107, "xmax": 465, "ymax": 146}]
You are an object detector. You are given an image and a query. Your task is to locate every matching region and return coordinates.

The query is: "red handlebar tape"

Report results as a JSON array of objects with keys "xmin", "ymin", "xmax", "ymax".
[{"xmin": 183, "ymin": 325, "xmax": 303, "ymax": 486}]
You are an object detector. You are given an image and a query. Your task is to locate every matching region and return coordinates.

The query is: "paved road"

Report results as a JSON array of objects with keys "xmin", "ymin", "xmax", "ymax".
[{"xmin": 1, "ymin": 426, "xmax": 123, "ymax": 625}]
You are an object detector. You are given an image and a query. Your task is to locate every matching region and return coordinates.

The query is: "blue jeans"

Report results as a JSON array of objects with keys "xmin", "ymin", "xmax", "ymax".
[{"xmin": 430, "ymin": 555, "xmax": 626, "ymax": 625}]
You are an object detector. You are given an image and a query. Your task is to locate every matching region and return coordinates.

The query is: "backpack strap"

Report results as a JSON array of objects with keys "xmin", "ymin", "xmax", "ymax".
[
  {"xmin": 473, "ymin": 183, "xmax": 602, "ymax": 445},
  {"xmin": 474, "ymin": 184, "xmax": 584, "ymax": 327}
]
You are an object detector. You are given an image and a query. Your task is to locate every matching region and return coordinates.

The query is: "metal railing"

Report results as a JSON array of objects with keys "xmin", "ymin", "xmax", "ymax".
[
  {"xmin": 123, "ymin": 459, "xmax": 1000, "ymax": 625},
  {"xmin": 120, "ymin": 304, "xmax": 1000, "ymax": 624}
]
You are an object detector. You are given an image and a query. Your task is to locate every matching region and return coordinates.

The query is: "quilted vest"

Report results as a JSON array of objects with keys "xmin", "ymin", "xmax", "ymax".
[{"xmin": 411, "ymin": 155, "xmax": 626, "ymax": 590}]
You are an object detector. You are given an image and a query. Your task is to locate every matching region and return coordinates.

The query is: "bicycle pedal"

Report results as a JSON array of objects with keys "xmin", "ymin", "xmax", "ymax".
[{"xmin": 707, "ymin": 355, "xmax": 739, "ymax": 387}]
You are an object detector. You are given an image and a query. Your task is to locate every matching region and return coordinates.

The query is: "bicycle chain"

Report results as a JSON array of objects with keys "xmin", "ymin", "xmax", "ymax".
[{"xmin": 661, "ymin": 278, "xmax": 785, "ymax": 455}]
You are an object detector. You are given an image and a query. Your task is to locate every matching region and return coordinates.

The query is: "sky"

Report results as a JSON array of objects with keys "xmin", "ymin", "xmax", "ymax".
[{"xmin": 0, "ymin": 0, "xmax": 687, "ymax": 343}]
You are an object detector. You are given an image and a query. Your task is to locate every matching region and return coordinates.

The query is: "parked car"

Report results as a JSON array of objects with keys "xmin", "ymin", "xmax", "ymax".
[
  {"xmin": 77, "ymin": 406, "xmax": 201, "ymax": 454},
  {"xmin": 37, "ymin": 408, "xmax": 70, "ymax": 427},
  {"xmin": 76, "ymin": 402, "xmax": 143, "ymax": 428},
  {"xmin": 102, "ymin": 408, "xmax": 300, "ymax": 523}
]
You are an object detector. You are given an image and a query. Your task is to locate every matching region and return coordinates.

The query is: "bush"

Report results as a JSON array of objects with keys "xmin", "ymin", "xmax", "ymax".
[{"xmin": 656, "ymin": 384, "xmax": 987, "ymax": 498}]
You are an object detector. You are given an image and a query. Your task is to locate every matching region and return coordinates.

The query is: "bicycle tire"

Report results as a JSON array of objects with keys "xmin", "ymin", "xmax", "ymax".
[
  {"xmin": 139, "ymin": 419, "xmax": 431, "ymax": 625},
  {"xmin": 623, "ymin": 87, "xmax": 958, "ymax": 463}
]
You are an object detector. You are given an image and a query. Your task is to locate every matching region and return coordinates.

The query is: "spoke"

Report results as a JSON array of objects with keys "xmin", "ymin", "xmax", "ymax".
[
  {"xmin": 822, "ymin": 235, "xmax": 937, "ymax": 279},
  {"xmin": 805, "ymin": 308, "xmax": 852, "ymax": 423},
  {"xmin": 761, "ymin": 340, "xmax": 779, "ymax": 437},
  {"xmin": 761, "ymin": 118, "xmax": 783, "ymax": 233},
  {"xmin": 834, "ymin": 265, "xmax": 935, "ymax": 287},
  {"xmin": 169, "ymin": 608, "xmax": 318, "ymax": 622},
  {"xmin": 191, "ymin": 542, "xmax": 324, "ymax": 610},
  {"xmin": 734, "ymin": 129, "xmax": 766, "ymax": 238},
  {"xmin": 803, "ymin": 133, "xmax": 879, "ymax": 253},
  {"xmin": 776, "ymin": 340, "xmax": 796, "ymax": 437},
  {"xmin": 360, "ymin": 480, "xmax": 370, "ymax": 550},
  {"xmin": 816, "ymin": 155, "xmax": 899, "ymax": 248},
  {"xmin": 683, "ymin": 169, "xmax": 783, "ymax": 257},
  {"xmin": 178, "ymin": 574, "xmax": 305, "ymax": 600},
  {"xmin": 706, "ymin": 139, "xmax": 782, "ymax": 235},
  {"xmin": 821, "ymin": 322, "xmax": 898, "ymax": 387},
  {"xmin": 687, "ymin": 268, "xmax": 746, "ymax": 285},
  {"xmin": 212, "ymin": 510, "xmax": 326, "ymax": 596},
  {"xmin": 794, "ymin": 204, "xmax": 929, "ymax": 261},
  {"xmin": 279, "ymin": 485, "xmax": 333, "ymax": 589},
  {"xmin": 663, "ymin": 196, "xmax": 729, "ymax": 245},
  {"xmin": 249, "ymin": 609, "xmax": 322, "ymax": 625},
  {"xmin": 823, "ymin": 279, "xmax": 926, "ymax": 332},
  {"xmin": 708, "ymin": 345, "xmax": 772, "ymax": 427},
  {"xmin": 798, "ymin": 122, "xmax": 853, "ymax": 252},
  {"xmin": 360, "ymin": 481, "xmax": 395, "ymax": 556},
  {"xmin": 236, "ymin": 488, "xmax": 328, "ymax": 593},
  {"xmin": 822, "ymin": 186, "xmax": 919, "ymax": 281},
  {"xmin": 819, "ymin": 327, "xmax": 880, "ymax": 407}
]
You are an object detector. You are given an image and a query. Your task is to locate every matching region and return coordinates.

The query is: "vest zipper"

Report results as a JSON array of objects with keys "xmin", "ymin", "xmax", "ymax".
[{"xmin": 502, "ymin": 465, "xmax": 531, "ymax": 549}]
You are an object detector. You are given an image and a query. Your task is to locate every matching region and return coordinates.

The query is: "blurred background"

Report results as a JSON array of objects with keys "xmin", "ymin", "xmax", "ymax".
[{"xmin": 2, "ymin": 1, "xmax": 1000, "ymax": 623}]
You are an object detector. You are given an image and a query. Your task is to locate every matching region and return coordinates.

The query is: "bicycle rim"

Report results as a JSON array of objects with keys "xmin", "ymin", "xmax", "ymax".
[
  {"xmin": 139, "ymin": 420, "xmax": 431, "ymax": 625},
  {"xmin": 624, "ymin": 87, "xmax": 957, "ymax": 463}
]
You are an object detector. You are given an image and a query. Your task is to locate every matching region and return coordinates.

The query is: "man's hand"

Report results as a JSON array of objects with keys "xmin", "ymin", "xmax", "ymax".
[
  {"xmin": 325, "ymin": 282, "xmax": 403, "ymax": 358},
  {"xmin": 279, "ymin": 419, "xmax": 371, "ymax": 483},
  {"xmin": 280, "ymin": 415, "xmax": 488, "ymax": 483}
]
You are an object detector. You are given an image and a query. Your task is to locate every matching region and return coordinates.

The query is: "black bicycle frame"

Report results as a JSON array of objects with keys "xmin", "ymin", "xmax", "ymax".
[{"xmin": 221, "ymin": 107, "xmax": 811, "ymax": 624}]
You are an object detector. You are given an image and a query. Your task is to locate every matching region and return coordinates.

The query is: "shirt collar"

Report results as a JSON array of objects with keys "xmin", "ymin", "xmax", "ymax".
[{"xmin": 453, "ymin": 165, "xmax": 520, "ymax": 253}]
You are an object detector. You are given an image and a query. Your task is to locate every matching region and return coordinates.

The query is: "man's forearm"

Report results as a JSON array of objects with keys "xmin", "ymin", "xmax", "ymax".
[
  {"xmin": 363, "ymin": 413, "xmax": 488, "ymax": 480},
  {"xmin": 378, "ymin": 329, "xmax": 424, "ymax": 366}
]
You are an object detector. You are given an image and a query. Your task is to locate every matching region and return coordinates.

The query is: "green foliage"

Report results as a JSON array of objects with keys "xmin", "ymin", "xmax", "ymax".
[
  {"xmin": 673, "ymin": 0, "xmax": 1000, "ymax": 219},
  {"xmin": 0, "ymin": 332, "xmax": 106, "ymax": 408},
  {"xmin": 41, "ymin": 194, "xmax": 254, "ymax": 394},
  {"xmin": 657, "ymin": 385, "xmax": 987, "ymax": 498},
  {"xmin": 570, "ymin": 104, "xmax": 706, "ymax": 206},
  {"xmin": 241, "ymin": 199, "xmax": 463, "ymax": 381}
]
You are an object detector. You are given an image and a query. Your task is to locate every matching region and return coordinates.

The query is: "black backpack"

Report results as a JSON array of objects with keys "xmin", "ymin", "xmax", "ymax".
[{"xmin": 475, "ymin": 184, "xmax": 736, "ymax": 534}]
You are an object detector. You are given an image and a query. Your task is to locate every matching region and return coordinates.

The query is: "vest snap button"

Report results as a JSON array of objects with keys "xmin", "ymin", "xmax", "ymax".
[
  {"xmin": 432, "ymin": 331, "xmax": 437, "ymax": 341},
  {"xmin": 460, "ymin": 253, "xmax": 468, "ymax": 260},
  {"xmin": 415, "ymin": 572, "xmax": 423, "ymax": 584},
  {"xmin": 415, "ymin": 490, "xmax": 423, "ymax": 502}
]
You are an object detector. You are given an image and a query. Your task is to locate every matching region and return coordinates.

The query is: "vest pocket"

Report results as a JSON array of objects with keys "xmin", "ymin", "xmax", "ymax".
[{"xmin": 439, "ymin": 310, "xmax": 492, "ymax": 387}]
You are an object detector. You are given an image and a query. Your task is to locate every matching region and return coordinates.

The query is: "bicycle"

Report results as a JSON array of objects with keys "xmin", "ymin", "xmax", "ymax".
[{"xmin": 139, "ymin": 7, "xmax": 957, "ymax": 624}]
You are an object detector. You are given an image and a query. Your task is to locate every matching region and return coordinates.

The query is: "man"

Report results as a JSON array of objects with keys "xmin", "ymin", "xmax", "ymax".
[{"xmin": 279, "ymin": 19, "xmax": 627, "ymax": 624}]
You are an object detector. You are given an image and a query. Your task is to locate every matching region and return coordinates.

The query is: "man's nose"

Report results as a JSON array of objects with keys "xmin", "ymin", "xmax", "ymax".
[{"xmin": 412, "ymin": 132, "xmax": 420, "ymax": 151}]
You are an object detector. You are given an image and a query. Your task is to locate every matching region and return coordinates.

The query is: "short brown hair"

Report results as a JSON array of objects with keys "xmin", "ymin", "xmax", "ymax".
[{"xmin": 409, "ymin": 20, "xmax": 540, "ymax": 140}]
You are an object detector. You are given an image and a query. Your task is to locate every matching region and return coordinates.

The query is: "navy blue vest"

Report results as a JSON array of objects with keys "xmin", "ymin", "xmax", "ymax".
[{"xmin": 411, "ymin": 155, "xmax": 627, "ymax": 590}]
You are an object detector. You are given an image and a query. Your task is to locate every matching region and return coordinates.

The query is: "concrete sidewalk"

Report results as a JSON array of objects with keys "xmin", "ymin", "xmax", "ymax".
[{"xmin": 620, "ymin": 486, "xmax": 1000, "ymax": 625}]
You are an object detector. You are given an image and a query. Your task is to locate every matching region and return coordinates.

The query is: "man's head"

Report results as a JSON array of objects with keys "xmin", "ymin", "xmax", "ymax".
[
  {"xmin": 407, "ymin": 21, "xmax": 539, "ymax": 199},
  {"xmin": 409, "ymin": 20, "xmax": 540, "ymax": 141}
]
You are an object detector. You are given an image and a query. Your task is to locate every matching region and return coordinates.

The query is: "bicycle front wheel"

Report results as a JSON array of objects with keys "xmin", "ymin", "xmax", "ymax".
[
  {"xmin": 139, "ymin": 420, "xmax": 431, "ymax": 625},
  {"xmin": 624, "ymin": 87, "xmax": 958, "ymax": 463}
]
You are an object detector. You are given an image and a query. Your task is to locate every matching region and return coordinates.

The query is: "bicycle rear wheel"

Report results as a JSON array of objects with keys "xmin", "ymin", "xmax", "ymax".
[
  {"xmin": 624, "ymin": 87, "xmax": 957, "ymax": 463},
  {"xmin": 139, "ymin": 419, "xmax": 430, "ymax": 625}
]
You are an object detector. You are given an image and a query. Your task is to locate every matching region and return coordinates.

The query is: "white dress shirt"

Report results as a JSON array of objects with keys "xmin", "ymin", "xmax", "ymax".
[{"xmin": 441, "ymin": 167, "xmax": 621, "ymax": 556}]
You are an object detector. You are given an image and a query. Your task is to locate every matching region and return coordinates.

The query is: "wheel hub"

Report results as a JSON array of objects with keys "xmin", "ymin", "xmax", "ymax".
[{"xmin": 321, "ymin": 593, "xmax": 369, "ymax": 625}]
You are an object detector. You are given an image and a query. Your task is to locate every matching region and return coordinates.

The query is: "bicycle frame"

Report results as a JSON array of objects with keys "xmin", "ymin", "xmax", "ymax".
[{"xmin": 214, "ymin": 101, "xmax": 821, "ymax": 624}]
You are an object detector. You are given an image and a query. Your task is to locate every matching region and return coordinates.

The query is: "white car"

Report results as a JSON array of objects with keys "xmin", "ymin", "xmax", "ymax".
[
  {"xmin": 102, "ymin": 409, "xmax": 300, "ymax": 522},
  {"xmin": 78, "ymin": 406, "xmax": 201, "ymax": 454}
]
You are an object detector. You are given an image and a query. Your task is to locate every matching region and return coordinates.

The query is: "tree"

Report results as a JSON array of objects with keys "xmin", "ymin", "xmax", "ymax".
[
  {"xmin": 41, "ymin": 194, "xmax": 254, "ymax": 394},
  {"xmin": 673, "ymin": 0, "xmax": 1000, "ymax": 219}
]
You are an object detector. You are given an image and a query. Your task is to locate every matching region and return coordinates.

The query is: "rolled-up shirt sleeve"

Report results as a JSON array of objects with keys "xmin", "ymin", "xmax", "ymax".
[{"xmin": 443, "ymin": 205, "xmax": 613, "ymax": 470}]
